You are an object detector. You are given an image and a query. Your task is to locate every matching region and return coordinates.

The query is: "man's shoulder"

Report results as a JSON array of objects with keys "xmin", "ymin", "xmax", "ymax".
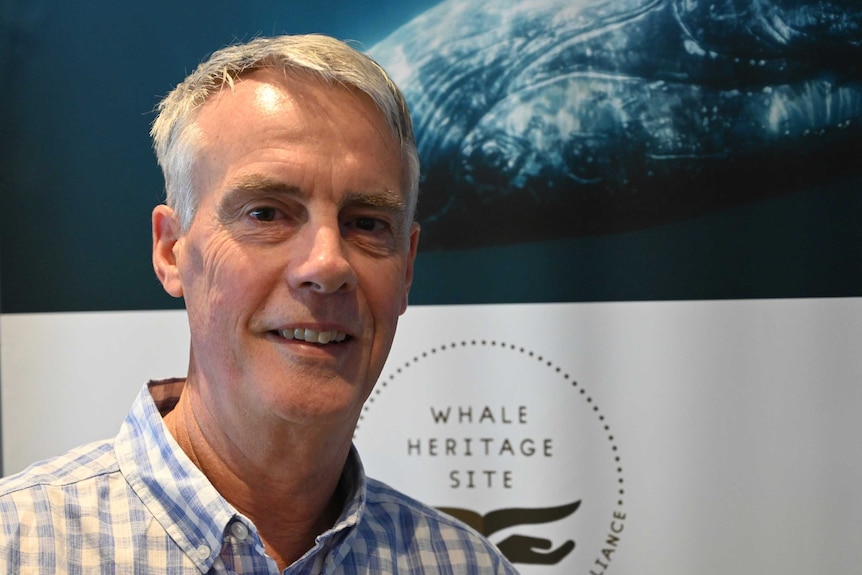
[
  {"xmin": 0, "ymin": 439, "xmax": 118, "ymax": 498},
  {"xmin": 361, "ymin": 477, "xmax": 519, "ymax": 573},
  {"xmin": 364, "ymin": 478, "xmax": 508, "ymax": 546},
  {"xmin": 364, "ymin": 476, "xmax": 467, "ymax": 528}
]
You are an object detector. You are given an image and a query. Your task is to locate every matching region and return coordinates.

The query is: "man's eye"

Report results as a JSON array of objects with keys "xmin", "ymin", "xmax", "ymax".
[
  {"xmin": 353, "ymin": 217, "xmax": 385, "ymax": 232},
  {"xmin": 248, "ymin": 207, "xmax": 280, "ymax": 222}
]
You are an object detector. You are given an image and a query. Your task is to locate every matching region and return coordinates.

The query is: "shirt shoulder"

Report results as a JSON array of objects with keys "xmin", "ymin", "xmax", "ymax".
[
  {"xmin": 0, "ymin": 439, "xmax": 118, "ymax": 497},
  {"xmin": 360, "ymin": 477, "xmax": 519, "ymax": 574},
  {"xmin": 364, "ymin": 476, "xmax": 476, "ymax": 531}
]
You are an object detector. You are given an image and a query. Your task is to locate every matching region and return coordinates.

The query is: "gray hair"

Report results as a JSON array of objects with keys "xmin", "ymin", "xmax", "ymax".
[{"xmin": 151, "ymin": 34, "xmax": 419, "ymax": 230}]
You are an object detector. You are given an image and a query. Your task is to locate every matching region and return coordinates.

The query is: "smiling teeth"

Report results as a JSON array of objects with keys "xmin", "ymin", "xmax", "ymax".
[{"xmin": 278, "ymin": 328, "xmax": 348, "ymax": 344}]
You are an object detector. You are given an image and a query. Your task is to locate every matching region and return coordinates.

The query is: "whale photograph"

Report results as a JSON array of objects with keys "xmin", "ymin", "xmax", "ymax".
[{"xmin": 370, "ymin": 0, "xmax": 862, "ymax": 249}]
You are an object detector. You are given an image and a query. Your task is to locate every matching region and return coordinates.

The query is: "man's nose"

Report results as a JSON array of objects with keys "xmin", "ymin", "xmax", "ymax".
[{"xmin": 287, "ymin": 222, "xmax": 358, "ymax": 293}]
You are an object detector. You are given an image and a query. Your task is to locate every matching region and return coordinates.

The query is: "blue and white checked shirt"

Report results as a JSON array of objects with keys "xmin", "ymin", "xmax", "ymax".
[{"xmin": 0, "ymin": 380, "xmax": 518, "ymax": 574}]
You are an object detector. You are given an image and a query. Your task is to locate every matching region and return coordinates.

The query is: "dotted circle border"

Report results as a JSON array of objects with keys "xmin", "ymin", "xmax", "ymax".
[{"xmin": 358, "ymin": 339, "xmax": 626, "ymax": 508}]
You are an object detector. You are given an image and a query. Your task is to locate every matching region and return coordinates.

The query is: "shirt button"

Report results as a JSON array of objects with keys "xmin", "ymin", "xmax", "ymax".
[
  {"xmin": 195, "ymin": 544, "xmax": 211, "ymax": 560},
  {"xmin": 230, "ymin": 522, "xmax": 250, "ymax": 541}
]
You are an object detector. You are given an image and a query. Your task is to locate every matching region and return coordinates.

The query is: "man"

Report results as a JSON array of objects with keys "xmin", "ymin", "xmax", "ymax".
[{"xmin": 0, "ymin": 34, "xmax": 518, "ymax": 574}]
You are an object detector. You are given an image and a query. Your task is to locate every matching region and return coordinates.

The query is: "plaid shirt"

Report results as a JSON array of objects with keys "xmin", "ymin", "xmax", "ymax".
[{"xmin": 0, "ymin": 381, "xmax": 518, "ymax": 574}]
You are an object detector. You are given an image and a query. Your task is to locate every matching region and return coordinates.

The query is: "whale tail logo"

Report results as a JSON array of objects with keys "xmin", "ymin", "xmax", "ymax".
[{"xmin": 438, "ymin": 500, "xmax": 581, "ymax": 565}]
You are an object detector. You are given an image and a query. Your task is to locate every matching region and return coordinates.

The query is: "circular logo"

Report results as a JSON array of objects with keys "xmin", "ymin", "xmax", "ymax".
[{"xmin": 355, "ymin": 339, "xmax": 627, "ymax": 574}]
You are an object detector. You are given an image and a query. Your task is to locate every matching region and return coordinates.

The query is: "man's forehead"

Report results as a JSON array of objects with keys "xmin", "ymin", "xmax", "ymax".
[
  {"xmin": 189, "ymin": 67, "xmax": 415, "ymax": 219},
  {"xmin": 194, "ymin": 68, "xmax": 393, "ymax": 147}
]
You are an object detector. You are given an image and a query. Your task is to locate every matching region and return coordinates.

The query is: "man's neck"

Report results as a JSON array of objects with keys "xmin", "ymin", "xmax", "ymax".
[{"xmin": 162, "ymin": 382, "xmax": 349, "ymax": 570}]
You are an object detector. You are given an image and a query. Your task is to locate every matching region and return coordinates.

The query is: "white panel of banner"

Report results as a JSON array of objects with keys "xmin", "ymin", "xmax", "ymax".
[
  {"xmin": 2, "ymin": 298, "xmax": 861, "ymax": 574},
  {"xmin": 0, "ymin": 310, "xmax": 190, "ymax": 474}
]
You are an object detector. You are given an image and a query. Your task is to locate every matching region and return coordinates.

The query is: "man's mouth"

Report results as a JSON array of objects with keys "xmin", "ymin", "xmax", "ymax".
[{"xmin": 275, "ymin": 328, "xmax": 349, "ymax": 344}]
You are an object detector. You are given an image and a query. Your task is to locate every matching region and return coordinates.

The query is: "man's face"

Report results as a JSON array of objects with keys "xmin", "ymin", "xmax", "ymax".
[{"xmin": 154, "ymin": 69, "xmax": 419, "ymax": 436}]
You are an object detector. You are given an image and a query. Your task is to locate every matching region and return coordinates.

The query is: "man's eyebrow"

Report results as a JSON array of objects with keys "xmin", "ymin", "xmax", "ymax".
[
  {"xmin": 223, "ymin": 174, "xmax": 303, "ymax": 199},
  {"xmin": 342, "ymin": 190, "xmax": 408, "ymax": 214}
]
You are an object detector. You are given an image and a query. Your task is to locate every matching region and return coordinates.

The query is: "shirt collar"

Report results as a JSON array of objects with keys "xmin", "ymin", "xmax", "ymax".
[{"xmin": 115, "ymin": 380, "xmax": 368, "ymax": 573}]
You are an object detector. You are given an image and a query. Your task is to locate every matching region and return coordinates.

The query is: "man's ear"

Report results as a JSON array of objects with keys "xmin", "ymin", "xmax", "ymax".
[
  {"xmin": 152, "ymin": 205, "xmax": 184, "ymax": 298},
  {"xmin": 399, "ymin": 222, "xmax": 420, "ymax": 315}
]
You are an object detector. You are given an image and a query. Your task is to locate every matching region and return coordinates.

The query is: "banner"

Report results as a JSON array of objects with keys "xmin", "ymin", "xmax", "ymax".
[
  {"xmin": 2, "ymin": 1, "xmax": 861, "ymax": 573},
  {"xmin": 4, "ymin": 298, "xmax": 862, "ymax": 573}
]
